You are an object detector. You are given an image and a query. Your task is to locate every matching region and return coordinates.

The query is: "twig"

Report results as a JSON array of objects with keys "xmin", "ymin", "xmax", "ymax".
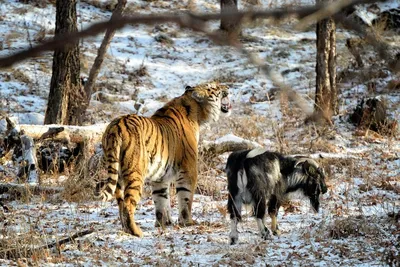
[
  {"xmin": 1, "ymin": 228, "xmax": 95, "ymax": 260},
  {"xmin": 81, "ymin": 0, "xmax": 128, "ymax": 125},
  {"xmin": 39, "ymin": 127, "xmax": 66, "ymax": 140},
  {"xmin": 46, "ymin": 229, "xmax": 95, "ymax": 251}
]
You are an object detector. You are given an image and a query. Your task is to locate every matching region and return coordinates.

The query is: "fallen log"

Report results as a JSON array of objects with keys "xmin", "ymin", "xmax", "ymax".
[
  {"xmin": 201, "ymin": 134, "xmax": 261, "ymax": 156},
  {"xmin": 0, "ymin": 183, "xmax": 64, "ymax": 196},
  {"xmin": 19, "ymin": 123, "xmax": 107, "ymax": 143}
]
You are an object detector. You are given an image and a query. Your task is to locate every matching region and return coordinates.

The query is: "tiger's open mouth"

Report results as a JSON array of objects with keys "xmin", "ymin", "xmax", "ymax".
[{"xmin": 221, "ymin": 96, "xmax": 232, "ymax": 113}]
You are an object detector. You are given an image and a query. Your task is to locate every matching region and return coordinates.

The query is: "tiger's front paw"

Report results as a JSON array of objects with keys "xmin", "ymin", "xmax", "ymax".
[
  {"xmin": 122, "ymin": 218, "xmax": 143, "ymax": 238},
  {"xmin": 124, "ymin": 225, "xmax": 143, "ymax": 238},
  {"xmin": 261, "ymin": 227, "xmax": 272, "ymax": 240}
]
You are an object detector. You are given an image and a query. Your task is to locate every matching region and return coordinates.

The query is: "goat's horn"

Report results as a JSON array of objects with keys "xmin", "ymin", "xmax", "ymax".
[
  {"xmin": 294, "ymin": 158, "xmax": 319, "ymax": 168},
  {"xmin": 294, "ymin": 158, "xmax": 308, "ymax": 167}
]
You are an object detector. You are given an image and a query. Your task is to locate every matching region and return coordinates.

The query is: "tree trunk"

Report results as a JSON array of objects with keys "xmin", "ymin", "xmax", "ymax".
[
  {"xmin": 77, "ymin": 0, "xmax": 127, "ymax": 125},
  {"xmin": 44, "ymin": 0, "xmax": 81, "ymax": 125},
  {"xmin": 220, "ymin": 0, "xmax": 240, "ymax": 35},
  {"xmin": 315, "ymin": 0, "xmax": 338, "ymax": 121}
]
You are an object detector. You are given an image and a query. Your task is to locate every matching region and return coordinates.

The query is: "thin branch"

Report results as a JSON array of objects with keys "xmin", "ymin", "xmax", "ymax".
[
  {"xmin": 1, "ymin": 228, "xmax": 95, "ymax": 260},
  {"xmin": 296, "ymin": 0, "xmax": 352, "ymax": 30},
  {"xmin": 81, "ymin": 0, "xmax": 128, "ymax": 124}
]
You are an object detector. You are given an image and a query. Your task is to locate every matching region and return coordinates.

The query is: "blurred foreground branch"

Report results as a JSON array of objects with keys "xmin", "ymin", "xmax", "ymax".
[{"xmin": 0, "ymin": 0, "xmax": 388, "ymax": 68}]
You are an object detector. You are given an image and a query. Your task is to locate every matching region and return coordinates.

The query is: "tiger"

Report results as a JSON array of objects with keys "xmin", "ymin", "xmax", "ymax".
[{"xmin": 96, "ymin": 82, "xmax": 232, "ymax": 237}]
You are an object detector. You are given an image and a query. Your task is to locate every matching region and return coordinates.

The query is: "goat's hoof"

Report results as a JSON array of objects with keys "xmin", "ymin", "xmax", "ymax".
[{"xmin": 261, "ymin": 232, "xmax": 272, "ymax": 240}]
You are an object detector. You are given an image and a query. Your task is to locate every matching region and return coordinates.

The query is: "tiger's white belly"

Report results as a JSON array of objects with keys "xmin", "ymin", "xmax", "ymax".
[{"xmin": 146, "ymin": 156, "xmax": 175, "ymax": 183}]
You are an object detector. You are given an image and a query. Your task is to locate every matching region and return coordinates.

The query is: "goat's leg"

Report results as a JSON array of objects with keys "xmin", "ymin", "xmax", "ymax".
[
  {"xmin": 254, "ymin": 196, "xmax": 270, "ymax": 239},
  {"xmin": 268, "ymin": 195, "xmax": 281, "ymax": 236},
  {"xmin": 228, "ymin": 194, "xmax": 242, "ymax": 245}
]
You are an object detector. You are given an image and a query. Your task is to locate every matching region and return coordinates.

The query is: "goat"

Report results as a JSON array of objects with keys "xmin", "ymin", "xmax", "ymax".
[{"xmin": 226, "ymin": 148, "xmax": 327, "ymax": 245}]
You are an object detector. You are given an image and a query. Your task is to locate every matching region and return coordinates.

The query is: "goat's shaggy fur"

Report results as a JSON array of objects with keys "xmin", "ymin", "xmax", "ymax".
[{"xmin": 226, "ymin": 148, "xmax": 327, "ymax": 245}]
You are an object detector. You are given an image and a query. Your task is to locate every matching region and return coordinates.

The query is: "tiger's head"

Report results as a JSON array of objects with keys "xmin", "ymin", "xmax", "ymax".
[{"xmin": 185, "ymin": 82, "xmax": 232, "ymax": 123}]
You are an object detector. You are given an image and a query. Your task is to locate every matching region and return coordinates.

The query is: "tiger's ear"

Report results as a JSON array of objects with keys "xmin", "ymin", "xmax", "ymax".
[
  {"xmin": 185, "ymin": 85, "xmax": 193, "ymax": 91},
  {"xmin": 191, "ymin": 91, "xmax": 205, "ymax": 103}
]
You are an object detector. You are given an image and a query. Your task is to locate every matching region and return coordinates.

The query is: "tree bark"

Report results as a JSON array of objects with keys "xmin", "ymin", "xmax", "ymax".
[
  {"xmin": 77, "ymin": 0, "xmax": 127, "ymax": 125},
  {"xmin": 44, "ymin": 0, "xmax": 81, "ymax": 125},
  {"xmin": 315, "ymin": 0, "xmax": 338, "ymax": 121},
  {"xmin": 220, "ymin": 0, "xmax": 240, "ymax": 35}
]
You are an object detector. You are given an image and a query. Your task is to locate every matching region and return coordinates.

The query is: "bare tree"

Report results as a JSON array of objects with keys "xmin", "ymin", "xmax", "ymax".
[
  {"xmin": 315, "ymin": 0, "xmax": 338, "ymax": 122},
  {"xmin": 220, "ymin": 0, "xmax": 240, "ymax": 35},
  {"xmin": 44, "ymin": 0, "xmax": 81, "ymax": 125},
  {"xmin": 76, "ymin": 0, "xmax": 127, "ymax": 125}
]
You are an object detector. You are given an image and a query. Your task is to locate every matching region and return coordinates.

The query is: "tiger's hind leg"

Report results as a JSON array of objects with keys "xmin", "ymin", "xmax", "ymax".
[
  {"xmin": 121, "ymin": 173, "xmax": 144, "ymax": 237},
  {"xmin": 115, "ymin": 182, "xmax": 126, "ymax": 229},
  {"xmin": 176, "ymin": 169, "xmax": 196, "ymax": 226},
  {"xmin": 152, "ymin": 181, "xmax": 172, "ymax": 228}
]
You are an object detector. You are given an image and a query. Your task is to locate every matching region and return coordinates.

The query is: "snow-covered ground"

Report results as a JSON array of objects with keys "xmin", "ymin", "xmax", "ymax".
[{"xmin": 0, "ymin": 0, "xmax": 399, "ymax": 266}]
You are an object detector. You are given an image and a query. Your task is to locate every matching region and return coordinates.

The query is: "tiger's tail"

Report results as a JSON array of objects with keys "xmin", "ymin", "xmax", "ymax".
[{"xmin": 95, "ymin": 128, "xmax": 121, "ymax": 202}]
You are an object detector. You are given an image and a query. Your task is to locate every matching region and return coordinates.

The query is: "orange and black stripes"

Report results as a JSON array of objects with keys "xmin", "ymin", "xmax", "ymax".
[{"xmin": 97, "ymin": 82, "xmax": 230, "ymax": 236}]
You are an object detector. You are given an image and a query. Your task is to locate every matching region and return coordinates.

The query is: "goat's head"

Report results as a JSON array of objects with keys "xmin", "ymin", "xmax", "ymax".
[{"xmin": 295, "ymin": 158, "xmax": 327, "ymax": 212}]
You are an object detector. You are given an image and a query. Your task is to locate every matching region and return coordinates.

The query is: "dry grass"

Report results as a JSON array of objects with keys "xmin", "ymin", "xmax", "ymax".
[
  {"xmin": 196, "ymin": 153, "xmax": 226, "ymax": 200},
  {"xmin": 328, "ymin": 215, "xmax": 382, "ymax": 239},
  {"xmin": 12, "ymin": 69, "xmax": 31, "ymax": 84},
  {"xmin": 207, "ymin": 109, "xmax": 274, "ymax": 146},
  {"xmin": 0, "ymin": 232, "xmax": 49, "ymax": 262},
  {"xmin": 62, "ymin": 147, "xmax": 104, "ymax": 203},
  {"xmin": 4, "ymin": 32, "xmax": 24, "ymax": 48}
]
